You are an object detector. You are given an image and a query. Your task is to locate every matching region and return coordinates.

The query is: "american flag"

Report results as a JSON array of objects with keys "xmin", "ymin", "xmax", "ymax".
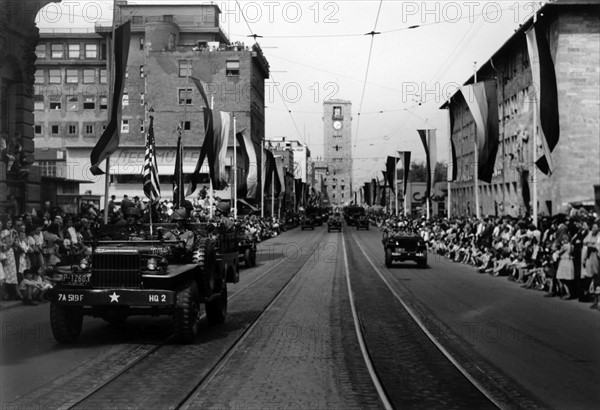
[{"xmin": 143, "ymin": 116, "xmax": 161, "ymax": 202}]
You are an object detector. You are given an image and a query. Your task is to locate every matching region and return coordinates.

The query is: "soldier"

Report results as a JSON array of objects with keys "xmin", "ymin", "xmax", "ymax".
[
  {"xmin": 163, "ymin": 208, "xmax": 195, "ymax": 252},
  {"xmin": 120, "ymin": 207, "xmax": 144, "ymax": 239},
  {"xmin": 216, "ymin": 202, "xmax": 235, "ymax": 231}
]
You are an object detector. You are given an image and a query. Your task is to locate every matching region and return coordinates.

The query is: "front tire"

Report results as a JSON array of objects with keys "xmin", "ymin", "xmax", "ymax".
[
  {"xmin": 50, "ymin": 304, "xmax": 83, "ymax": 343},
  {"xmin": 173, "ymin": 280, "xmax": 200, "ymax": 344},
  {"xmin": 385, "ymin": 249, "xmax": 393, "ymax": 268},
  {"xmin": 206, "ymin": 283, "xmax": 227, "ymax": 325}
]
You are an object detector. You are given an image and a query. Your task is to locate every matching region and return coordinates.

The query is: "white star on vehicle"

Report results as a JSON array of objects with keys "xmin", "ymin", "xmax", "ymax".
[{"xmin": 109, "ymin": 292, "xmax": 120, "ymax": 303}]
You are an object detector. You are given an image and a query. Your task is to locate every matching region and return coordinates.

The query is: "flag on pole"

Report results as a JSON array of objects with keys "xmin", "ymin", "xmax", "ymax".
[
  {"xmin": 215, "ymin": 111, "xmax": 230, "ymax": 189},
  {"xmin": 526, "ymin": 23, "xmax": 559, "ymax": 175},
  {"xmin": 386, "ymin": 156, "xmax": 399, "ymax": 193},
  {"xmin": 275, "ymin": 155, "xmax": 285, "ymax": 198},
  {"xmin": 398, "ymin": 151, "xmax": 412, "ymax": 195},
  {"xmin": 418, "ymin": 130, "xmax": 437, "ymax": 198},
  {"xmin": 381, "ymin": 171, "xmax": 387, "ymax": 206},
  {"xmin": 364, "ymin": 182, "xmax": 372, "ymax": 206},
  {"xmin": 172, "ymin": 126, "xmax": 184, "ymax": 208},
  {"xmin": 447, "ymin": 105, "xmax": 458, "ymax": 182},
  {"xmin": 236, "ymin": 128, "xmax": 258, "ymax": 198},
  {"xmin": 461, "ymin": 80, "xmax": 499, "ymax": 183},
  {"xmin": 90, "ymin": 21, "xmax": 131, "ymax": 175},
  {"xmin": 263, "ymin": 148, "xmax": 275, "ymax": 195},
  {"xmin": 143, "ymin": 116, "xmax": 161, "ymax": 202}
]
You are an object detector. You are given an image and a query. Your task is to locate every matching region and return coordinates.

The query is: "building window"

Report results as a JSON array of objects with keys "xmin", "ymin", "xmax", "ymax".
[
  {"xmin": 68, "ymin": 124, "xmax": 78, "ymax": 135},
  {"xmin": 125, "ymin": 67, "xmax": 129, "ymax": 78},
  {"xmin": 51, "ymin": 125, "xmax": 59, "ymax": 134},
  {"xmin": 100, "ymin": 95, "xmax": 108, "ymax": 109},
  {"xmin": 140, "ymin": 120, "xmax": 145, "ymax": 133},
  {"xmin": 140, "ymin": 65, "xmax": 144, "ymax": 78},
  {"xmin": 121, "ymin": 119, "xmax": 129, "ymax": 133},
  {"xmin": 85, "ymin": 124, "xmax": 94, "ymax": 134},
  {"xmin": 83, "ymin": 96, "xmax": 96, "ymax": 110},
  {"xmin": 85, "ymin": 43, "xmax": 97, "ymax": 59},
  {"xmin": 68, "ymin": 43, "xmax": 80, "ymax": 59},
  {"xmin": 139, "ymin": 36, "xmax": 145, "ymax": 50},
  {"xmin": 184, "ymin": 121, "xmax": 190, "ymax": 130},
  {"xmin": 49, "ymin": 95, "xmax": 62, "ymax": 110},
  {"xmin": 83, "ymin": 69, "xmax": 95, "ymax": 83},
  {"xmin": 34, "ymin": 125, "xmax": 42, "ymax": 134},
  {"xmin": 333, "ymin": 106, "xmax": 342, "ymax": 119},
  {"xmin": 226, "ymin": 60, "xmax": 240, "ymax": 76},
  {"xmin": 49, "ymin": 69, "xmax": 61, "ymax": 84},
  {"xmin": 67, "ymin": 95, "xmax": 78, "ymax": 111},
  {"xmin": 341, "ymin": 185, "xmax": 345, "ymax": 191},
  {"xmin": 34, "ymin": 95, "xmax": 44, "ymax": 110},
  {"xmin": 35, "ymin": 44, "xmax": 46, "ymax": 59},
  {"xmin": 140, "ymin": 93, "xmax": 145, "ymax": 105},
  {"xmin": 178, "ymin": 88, "xmax": 193, "ymax": 105},
  {"xmin": 179, "ymin": 60, "xmax": 192, "ymax": 77},
  {"xmin": 51, "ymin": 44, "xmax": 64, "ymax": 59},
  {"xmin": 99, "ymin": 69, "xmax": 107, "ymax": 84},
  {"xmin": 122, "ymin": 93, "xmax": 129, "ymax": 106},
  {"xmin": 34, "ymin": 70, "xmax": 44, "ymax": 84},
  {"xmin": 66, "ymin": 69, "xmax": 78, "ymax": 84}
]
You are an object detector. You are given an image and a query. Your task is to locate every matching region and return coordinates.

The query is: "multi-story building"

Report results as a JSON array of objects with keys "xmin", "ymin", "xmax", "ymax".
[
  {"xmin": 33, "ymin": 31, "xmax": 110, "ymax": 209},
  {"xmin": 268, "ymin": 137, "xmax": 311, "ymax": 182},
  {"xmin": 1, "ymin": 0, "xmax": 60, "ymax": 213},
  {"xmin": 35, "ymin": 1, "xmax": 269, "ymax": 207},
  {"xmin": 444, "ymin": 1, "xmax": 600, "ymax": 218},
  {"xmin": 322, "ymin": 99, "xmax": 352, "ymax": 206}
]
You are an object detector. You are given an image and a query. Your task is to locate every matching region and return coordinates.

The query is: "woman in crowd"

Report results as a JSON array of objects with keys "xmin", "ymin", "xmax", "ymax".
[
  {"xmin": 581, "ymin": 222, "xmax": 599, "ymax": 303},
  {"xmin": 1, "ymin": 219, "xmax": 20, "ymax": 299}
]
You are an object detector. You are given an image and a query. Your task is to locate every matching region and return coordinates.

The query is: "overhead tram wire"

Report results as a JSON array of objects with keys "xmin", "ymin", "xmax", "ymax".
[
  {"xmin": 353, "ymin": 0, "xmax": 384, "ymax": 150},
  {"xmin": 234, "ymin": 0, "xmax": 306, "ymax": 146}
]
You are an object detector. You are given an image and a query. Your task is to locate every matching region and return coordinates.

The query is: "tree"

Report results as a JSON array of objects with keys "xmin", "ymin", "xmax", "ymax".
[{"xmin": 406, "ymin": 161, "xmax": 447, "ymax": 183}]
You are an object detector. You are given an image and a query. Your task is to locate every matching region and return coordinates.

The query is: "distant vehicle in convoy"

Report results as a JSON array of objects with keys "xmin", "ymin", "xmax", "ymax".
[
  {"xmin": 344, "ymin": 206, "xmax": 365, "ymax": 226},
  {"xmin": 383, "ymin": 231, "xmax": 427, "ymax": 268},
  {"xmin": 301, "ymin": 217, "xmax": 315, "ymax": 230},
  {"xmin": 356, "ymin": 215, "xmax": 369, "ymax": 230},
  {"xmin": 306, "ymin": 206, "xmax": 323, "ymax": 226},
  {"xmin": 237, "ymin": 233, "xmax": 257, "ymax": 268},
  {"xmin": 328, "ymin": 213, "xmax": 342, "ymax": 232},
  {"xmin": 48, "ymin": 221, "xmax": 239, "ymax": 344}
]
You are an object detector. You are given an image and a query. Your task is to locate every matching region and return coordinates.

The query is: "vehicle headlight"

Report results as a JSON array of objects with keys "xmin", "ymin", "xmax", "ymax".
[
  {"xmin": 147, "ymin": 257, "xmax": 158, "ymax": 271},
  {"xmin": 79, "ymin": 258, "xmax": 90, "ymax": 270}
]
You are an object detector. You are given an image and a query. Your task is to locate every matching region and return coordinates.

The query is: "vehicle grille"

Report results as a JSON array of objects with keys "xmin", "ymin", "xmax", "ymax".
[{"xmin": 91, "ymin": 252, "xmax": 142, "ymax": 289}]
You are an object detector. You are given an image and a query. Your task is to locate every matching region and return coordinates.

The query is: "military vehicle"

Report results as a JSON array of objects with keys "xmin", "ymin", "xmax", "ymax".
[
  {"xmin": 344, "ymin": 206, "xmax": 365, "ymax": 226},
  {"xmin": 356, "ymin": 215, "xmax": 370, "ymax": 230},
  {"xmin": 48, "ymin": 222, "xmax": 239, "ymax": 344},
  {"xmin": 301, "ymin": 217, "xmax": 315, "ymax": 230},
  {"xmin": 383, "ymin": 231, "xmax": 428, "ymax": 268},
  {"xmin": 327, "ymin": 213, "xmax": 342, "ymax": 232}
]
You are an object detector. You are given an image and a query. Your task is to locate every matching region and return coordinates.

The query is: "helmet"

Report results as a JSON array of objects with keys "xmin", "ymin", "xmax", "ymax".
[
  {"xmin": 170, "ymin": 208, "xmax": 187, "ymax": 221},
  {"xmin": 125, "ymin": 207, "xmax": 140, "ymax": 217},
  {"xmin": 216, "ymin": 202, "xmax": 231, "ymax": 216}
]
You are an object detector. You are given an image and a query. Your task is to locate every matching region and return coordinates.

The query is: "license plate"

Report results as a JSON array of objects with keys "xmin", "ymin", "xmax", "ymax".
[
  {"xmin": 63, "ymin": 273, "xmax": 91, "ymax": 285},
  {"xmin": 57, "ymin": 293, "xmax": 84, "ymax": 302}
]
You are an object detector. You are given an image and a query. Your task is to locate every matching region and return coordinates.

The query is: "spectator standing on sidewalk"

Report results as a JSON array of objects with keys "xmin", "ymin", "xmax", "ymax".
[
  {"xmin": 556, "ymin": 234, "xmax": 575, "ymax": 299},
  {"xmin": 1, "ymin": 220, "xmax": 20, "ymax": 300},
  {"xmin": 581, "ymin": 222, "xmax": 599, "ymax": 303}
]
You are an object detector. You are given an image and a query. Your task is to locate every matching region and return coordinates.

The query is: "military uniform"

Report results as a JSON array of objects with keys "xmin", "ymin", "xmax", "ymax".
[{"xmin": 163, "ymin": 208, "xmax": 195, "ymax": 252}]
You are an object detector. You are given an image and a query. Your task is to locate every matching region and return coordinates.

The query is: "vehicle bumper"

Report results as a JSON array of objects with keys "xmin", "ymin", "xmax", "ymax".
[
  {"xmin": 49, "ymin": 288, "xmax": 177, "ymax": 307},
  {"xmin": 391, "ymin": 251, "xmax": 427, "ymax": 260}
]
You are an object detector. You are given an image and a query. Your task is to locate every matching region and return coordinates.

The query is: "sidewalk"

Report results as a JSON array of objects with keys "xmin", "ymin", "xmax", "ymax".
[{"xmin": 0, "ymin": 299, "xmax": 33, "ymax": 312}]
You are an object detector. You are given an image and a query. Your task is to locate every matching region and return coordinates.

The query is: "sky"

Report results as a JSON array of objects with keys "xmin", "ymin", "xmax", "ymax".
[{"xmin": 36, "ymin": 0, "xmax": 546, "ymax": 185}]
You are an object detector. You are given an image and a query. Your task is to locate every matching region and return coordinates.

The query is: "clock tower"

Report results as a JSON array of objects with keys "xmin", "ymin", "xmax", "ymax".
[{"xmin": 322, "ymin": 100, "xmax": 352, "ymax": 206}]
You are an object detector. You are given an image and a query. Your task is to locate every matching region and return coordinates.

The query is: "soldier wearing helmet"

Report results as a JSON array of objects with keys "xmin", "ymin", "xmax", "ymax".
[
  {"xmin": 163, "ymin": 208, "xmax": 195, "ymax": 252},
  {"xmin": 216, "ymin": 201, "xmax": 235, "ymax": 231},
  {"xmin": 115, "ymin": 206, "xmax": 144, "ymax": 239}
]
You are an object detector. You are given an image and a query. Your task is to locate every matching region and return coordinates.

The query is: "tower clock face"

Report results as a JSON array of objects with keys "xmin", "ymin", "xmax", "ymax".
[{"xmin": 333, "ymin": 121, "xmax": 342, "ymax": 130}]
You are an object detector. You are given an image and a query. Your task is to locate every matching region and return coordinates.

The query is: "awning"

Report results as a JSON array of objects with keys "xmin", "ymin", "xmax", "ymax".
[{"xmin": 238, "ymin": 198, "xmax": 259, "ymax": 212}]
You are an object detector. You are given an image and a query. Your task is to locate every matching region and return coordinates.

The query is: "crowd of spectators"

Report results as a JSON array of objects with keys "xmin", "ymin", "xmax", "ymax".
[
  {"xmin": 0, "ymin": 194, "xmax": 290, "ymax": 306},
  {"xmin": 374, "ymin": 209, "xmax": 600, "ymax": 309}
]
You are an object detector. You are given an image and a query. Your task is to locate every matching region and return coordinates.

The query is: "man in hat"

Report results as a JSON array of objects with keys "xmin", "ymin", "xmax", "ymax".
[
  {"xmin": 163, "ymin": 208, "xmax": 195, "ymax": 252},
  {"xmin": 216, "ymin": 202, "xmax": 235, "ymax": 231}
]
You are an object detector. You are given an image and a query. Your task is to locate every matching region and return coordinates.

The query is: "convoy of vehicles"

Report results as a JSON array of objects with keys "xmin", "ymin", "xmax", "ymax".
[{"xmin": 327, "ymin": 213, "xmax": 342, "ymax": 232}]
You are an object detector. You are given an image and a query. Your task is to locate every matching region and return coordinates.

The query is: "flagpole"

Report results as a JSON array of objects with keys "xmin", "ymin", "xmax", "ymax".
[
  {"xmin": 447, "ymin": 106, "xmax": 452, "ymax": 219},
  {"xmin": 394, "ymin": 157, "xmax": 398, "ymax": 216},
  {"xmin": 532, "ymin": 88, "xmax": 538, "ymax": 224},
  {"xmin": 426, "ymin": 129, "xmax": 431, "ymax": 220},
  {"xmin": 103, "ymin": 2, "xmax": 118, "ymax": 225},
  {"xmin": 233, "ymin": 114, "xmax": 237, "ymax": 219},
  {"xmin": 261, "ymin": 139, "xmax": 264, "ymax": 218},
  {"xmin": 209, "ymin": 95, "xmax": 214, "ymax": 219},
  {"xmin": 474, "ymin": 62, "xmax": 481, "ymax": 220},
  {"xmin": 271, "ymin": 163, "xmax": 275, "ymax": 219}
]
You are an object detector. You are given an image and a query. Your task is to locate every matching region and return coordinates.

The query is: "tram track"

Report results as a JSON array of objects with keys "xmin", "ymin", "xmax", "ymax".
[
  {"xmin": 346, "ymin": 227, "xmax": 546, "ymax": 409},
  {"xmin": 62, "ymin": 228, "xmax": 329, "ymax": 410}
]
